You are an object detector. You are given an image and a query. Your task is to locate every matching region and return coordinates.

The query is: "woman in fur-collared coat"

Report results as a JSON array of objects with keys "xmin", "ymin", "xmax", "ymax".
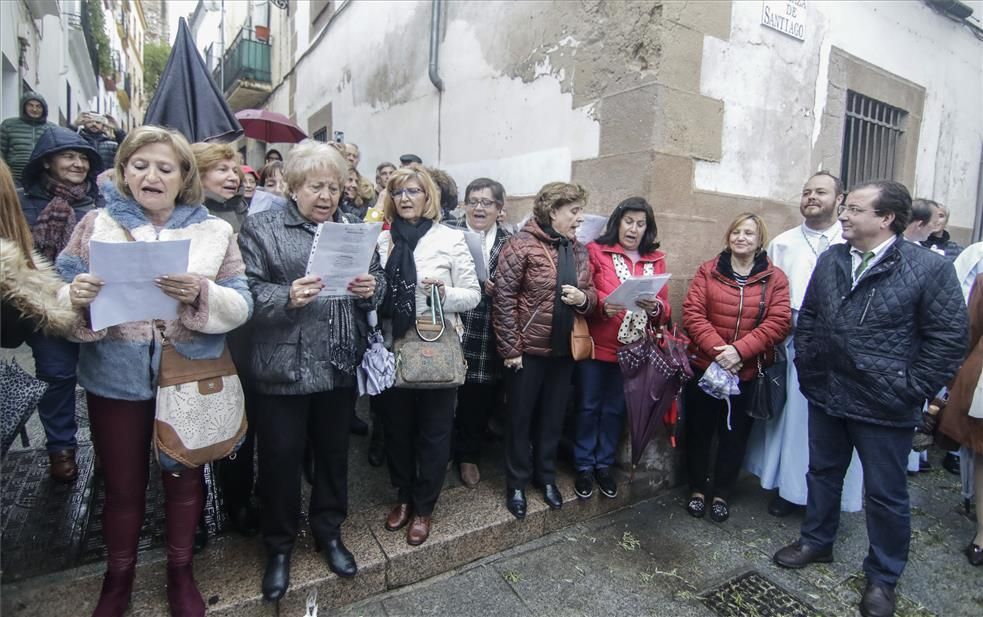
[{"xmin": 1, "ymin": 158, "xmax": 76, "ymax": 345}]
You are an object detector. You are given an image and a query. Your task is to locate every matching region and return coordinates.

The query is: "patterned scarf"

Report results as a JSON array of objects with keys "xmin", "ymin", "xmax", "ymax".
[
  {"xmin": 32, "ymin": 173, "xmax": 89, "ymax": 262},
  {"xmin": 382, "ymin": 217, "xmax": 433, "ymax": 339},
  {"xmin": 612, "ymin": 253, "xmax": 655, "ymax": 344}
]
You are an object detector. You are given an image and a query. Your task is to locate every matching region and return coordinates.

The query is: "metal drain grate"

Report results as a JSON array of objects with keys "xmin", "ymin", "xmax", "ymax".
[{"xmin": 703, "ymin": 571, "xmax": 819, "ymax": 617}]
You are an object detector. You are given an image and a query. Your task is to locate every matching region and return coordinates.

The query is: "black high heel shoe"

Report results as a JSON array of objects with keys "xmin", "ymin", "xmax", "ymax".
[{"xmin": 262, "ymin": 553, "xmax": 291, "ymax": 602}]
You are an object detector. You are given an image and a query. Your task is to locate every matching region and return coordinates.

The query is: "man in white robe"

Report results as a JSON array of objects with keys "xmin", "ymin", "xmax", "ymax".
[{"xmin": 745, "ymin": 171, "xmax": 864, "ymax": 515}]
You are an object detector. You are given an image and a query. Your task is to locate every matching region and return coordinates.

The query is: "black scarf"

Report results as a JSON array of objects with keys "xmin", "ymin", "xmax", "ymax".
[
  {"xmin": 382, "ymin": 217, "xmax": 433, "ymax": 339},
  {"xmin": 544, "ymin": 225, "xmax": 578, "ymax": 357}
]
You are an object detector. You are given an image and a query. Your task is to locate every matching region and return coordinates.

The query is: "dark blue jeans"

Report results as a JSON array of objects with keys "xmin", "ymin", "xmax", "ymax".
[
  {"xmin": 574, "ymin": 359, "xmax": 625, "ymax": 471},
  {"xmin": 27, "ymin": 332, "xmax": 79, "ymax": 453},
  {"xmin": 800, "ymin": 405, "xmax": 912, "ymax": 587}
]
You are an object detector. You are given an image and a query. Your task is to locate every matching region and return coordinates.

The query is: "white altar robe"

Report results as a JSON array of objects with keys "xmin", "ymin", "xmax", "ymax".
[{"xmin": 744, "ymin": 221, "xmax": 864, "ymax": 511}]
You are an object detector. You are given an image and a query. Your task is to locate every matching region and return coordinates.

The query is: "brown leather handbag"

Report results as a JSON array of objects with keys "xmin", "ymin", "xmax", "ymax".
[{"xmin": 537, "ymin": 242, "xmax": 595, "ymax": 361}]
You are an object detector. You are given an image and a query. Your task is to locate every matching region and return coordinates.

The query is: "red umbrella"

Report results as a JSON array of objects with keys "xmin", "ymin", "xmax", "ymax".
[{"xmin": 234, "ymin": 109, "xmax": 307, "ymax": 143}]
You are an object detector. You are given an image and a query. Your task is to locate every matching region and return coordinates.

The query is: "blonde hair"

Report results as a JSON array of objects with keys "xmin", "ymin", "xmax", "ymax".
[
  {"xmin": 532, "ymin": 182, "xmax": 588, "ymax": 227},
  {"xmin": 191, "ymin": 142, "xmax": 238, "ymax": 175},
  {"xmin": 282, "ymin": 140, "xmax": 348, "ymax": 194},
  {"xmin": 114, "ymin": 125, "xmax": 202, "ymax": 205},
  {"xmin": 724, "ymin": 213, "xmax": 769, "ymax": 252},
  {"xmin": 383, "ymin": 167, "xmax": 442, "ymax": 223},
  {"xmin": 0, "ymin": 160, "xmax": 35, "ymax": 267}
]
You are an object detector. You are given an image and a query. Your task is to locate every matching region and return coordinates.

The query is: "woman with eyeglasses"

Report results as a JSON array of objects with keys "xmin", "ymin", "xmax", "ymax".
[
  {"xmin": 375, "ymin": 166, "xmax": 480, "ymax": 545},
  {"xmin": 237, "ymin": 140, "xmax": 385, "ymax": 601},
  {"xmin": 444, "ymin": 178, "xmax": 512, "ymax": 487}
]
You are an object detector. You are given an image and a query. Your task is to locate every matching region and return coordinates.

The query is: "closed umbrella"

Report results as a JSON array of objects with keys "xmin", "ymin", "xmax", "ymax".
[
  {"xmin": 617, "ymin": 328, "xmax": 692, "ymax": 476},
  {"xmin": 357, "ymin": 311, "xmax": 395, "ymax": 396},
  {"xmin": 234, "ymin": 109, "xmax": 307, "ymax": 143},
  {"xmin": 144, "ymin": 18, "xmax": 243, "ymax": 143}
]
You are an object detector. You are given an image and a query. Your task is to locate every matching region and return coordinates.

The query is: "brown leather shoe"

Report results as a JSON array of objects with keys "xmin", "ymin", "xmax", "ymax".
[
  {"xmin": 406, "ymin": 515, "xmax": 431, "ymax": 546},
  {"xmin": 385, "ymin": 503, "xmax": 412, "ymax": 531},
  {"xmin": 459, "ymin": 463, "xmax": 480, "ymax": 488},
  {"xmin": 49, "ymin": 449, "xmax": 78, "ymax": 483}
]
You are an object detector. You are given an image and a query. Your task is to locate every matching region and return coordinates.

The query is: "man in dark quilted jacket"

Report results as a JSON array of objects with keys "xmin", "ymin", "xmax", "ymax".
[{"xmin": 773, "ymin": 180, "xmax": 968, "ymax": 617}]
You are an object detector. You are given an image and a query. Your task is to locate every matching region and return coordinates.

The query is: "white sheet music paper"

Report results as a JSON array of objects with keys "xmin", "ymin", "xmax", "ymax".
[
  {"xmin": 457, "ymin": 228, "xmax": 488, "ymax": 282},
  {"xmin": 306, "ymin": 222, "xmax": 383, "ymax": 296},
  {"xmin": 605, "ymin": 274, "xmax": 672, "ymax": 312},
  {"xmin": 88, "ymin": 239, "xmax": 191, "ymax": 331}
]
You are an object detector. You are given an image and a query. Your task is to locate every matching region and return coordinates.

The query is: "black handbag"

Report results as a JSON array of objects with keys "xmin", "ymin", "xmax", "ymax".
[{"xmin": 746, "ymin": 277, "xmax": 788, "ymax": 420}]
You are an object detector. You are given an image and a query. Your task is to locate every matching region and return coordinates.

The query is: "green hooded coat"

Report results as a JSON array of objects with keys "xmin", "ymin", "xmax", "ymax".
[{"xmin": 1, "ymin": 93, "xmax": 57, "ymax": 183}]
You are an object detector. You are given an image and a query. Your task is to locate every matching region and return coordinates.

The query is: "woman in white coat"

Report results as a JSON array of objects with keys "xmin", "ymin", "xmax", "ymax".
[{"xmin": 375, "ymin": 166, "xmax": 480, "ymax": 546}]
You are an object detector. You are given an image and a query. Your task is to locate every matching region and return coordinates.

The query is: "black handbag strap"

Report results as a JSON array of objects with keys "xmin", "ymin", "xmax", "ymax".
[
  {"xmin": 752, "ymin": 275, "xmax": 769, "ymax": 328},
  {"xmin": 752, "ymin": 275, "xmax": 770, "ymax": 375}
]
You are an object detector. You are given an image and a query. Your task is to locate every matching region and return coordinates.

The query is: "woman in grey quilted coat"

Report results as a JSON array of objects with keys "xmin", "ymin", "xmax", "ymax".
[{"xmin": 237, "ymin": 141, "xmax": 385, "ymax": 602}]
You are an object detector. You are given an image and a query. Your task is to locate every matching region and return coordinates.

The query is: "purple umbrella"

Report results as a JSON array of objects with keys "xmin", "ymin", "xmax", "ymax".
[{"xmin": 617, "ymin": 328, "xmax": 692, "ymax": 477}]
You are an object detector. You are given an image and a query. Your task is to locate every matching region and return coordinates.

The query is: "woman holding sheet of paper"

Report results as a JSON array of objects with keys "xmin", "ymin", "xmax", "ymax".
[
  {"xmin": 237, "ymin": 140, "xmax": 385, "ymax": 601},
  {"xmin": 375, "ymin": 166, "xmax": 480, "ymax": 547},
  {"xmin": 576, "ymin": 197, "xmax": 670, "ymax": 501},
  {"xmin": 57, "ymin": 125, "xmax": 253, "ymax": 617}
]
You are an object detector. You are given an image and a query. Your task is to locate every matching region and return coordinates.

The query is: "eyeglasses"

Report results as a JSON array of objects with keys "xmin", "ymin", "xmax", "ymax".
[
  {"xmin": 837, "ymin": 205, "xmax": 877, "ymax": 216},
  {"xmin": 466, "ymin": 198, "xmax": 499, "ymax": 209},
  {"xmin": 392, "ymin": 187, "xmax": 425, "ymax": 199},
  {"xmin": 303, "ymin": 183, "xmax": 341, "ymax": 196}
]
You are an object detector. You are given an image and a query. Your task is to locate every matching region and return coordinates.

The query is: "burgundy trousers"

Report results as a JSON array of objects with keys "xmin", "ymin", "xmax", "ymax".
[{"xmin": 87, "ymin": 393, "xmax": 204, "ymax": 572}]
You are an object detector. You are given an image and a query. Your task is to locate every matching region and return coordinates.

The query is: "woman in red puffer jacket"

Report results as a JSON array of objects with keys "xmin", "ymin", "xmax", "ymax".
[
  {"xmin": 575, "ymin": 197, "xmax": 670, "ymax": 501},
  {"xmin": 681, "ymin": 213, "xmax": 790, "ymax": 524}
]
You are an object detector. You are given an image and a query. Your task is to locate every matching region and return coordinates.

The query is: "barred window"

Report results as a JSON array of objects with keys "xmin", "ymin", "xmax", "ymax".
[
  {"xmin": 312, "ymin": 128, "xmax": 328, "ymax": 143},
  {"xmin": 840, "ymin": 91, "xmax": 907, "ymax": 189}
]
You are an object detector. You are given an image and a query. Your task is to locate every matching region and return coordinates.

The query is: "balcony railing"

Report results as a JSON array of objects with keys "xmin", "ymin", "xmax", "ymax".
[{"xmin": 215, "ymin": 27, "xmax": 272, "ymax": 94}]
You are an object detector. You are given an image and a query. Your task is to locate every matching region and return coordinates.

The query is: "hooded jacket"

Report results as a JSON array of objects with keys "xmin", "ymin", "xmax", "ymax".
[
  {"xmin": 0, "ymin": 93, "xmax": 57, "ymax": 183},
  {"xmin": 795, "ymin": 238, "xmax": 968, "ymax": 428},
  {"xmin": 16, "ymin": 126, "xmax": 105, "ymax": 227},
  {"xmin": 682, "ymin": 251, "xmax": 791, "ymax": 382},
  {"xmin": 0, "ymin": 238, "xmax": 77, "ymax": 348},
  {"xmin": 493, "ymin": 218, "xmax": 598, "ymax": 359}
]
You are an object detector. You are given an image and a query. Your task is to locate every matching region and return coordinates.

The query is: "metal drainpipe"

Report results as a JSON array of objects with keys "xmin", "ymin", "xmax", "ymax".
[
  {"xmin": 428, "ymin": 0, "xmax": 444, "ymax": 163},
  {"xmin": 428, "ymin": 0, "xmax": 444, "ymax": 92}
]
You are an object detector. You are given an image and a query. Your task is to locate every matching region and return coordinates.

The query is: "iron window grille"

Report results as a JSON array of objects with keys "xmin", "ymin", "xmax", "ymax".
[
  {"xmin": 312, "ymin": 128, "xmax": 328, "ymax": 143},
  {"xmin": 840, "ymin": 91, "xmax": 906, "ymax": 189}
]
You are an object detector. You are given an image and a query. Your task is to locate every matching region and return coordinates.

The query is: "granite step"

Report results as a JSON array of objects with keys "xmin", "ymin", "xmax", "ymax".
[{"xmin": 1, "ymin": 467, "xmax": 669, "ymax": 616}]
